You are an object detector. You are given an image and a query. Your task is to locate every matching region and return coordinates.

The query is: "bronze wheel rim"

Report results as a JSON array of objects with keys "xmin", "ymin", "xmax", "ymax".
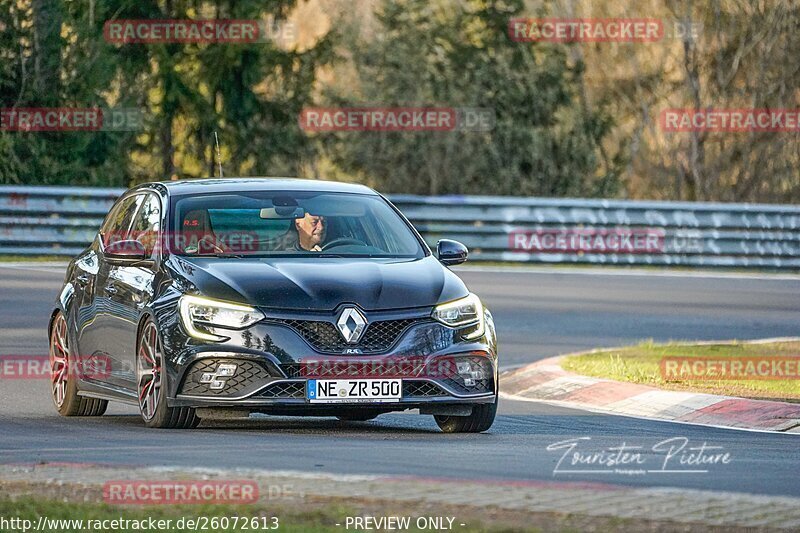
[
  {"xmin": 137, "ymin": 322, "xmax": 162, "ymax": 421},
  {"xmin": 49, "ymin": 314, "xmax": 69, "ymax": 408}
]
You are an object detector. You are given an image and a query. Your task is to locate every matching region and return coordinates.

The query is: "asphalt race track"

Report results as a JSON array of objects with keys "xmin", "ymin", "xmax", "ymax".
[{"xmin": 1, "ymin": 263, "xmax": 799, "ymax": 496}]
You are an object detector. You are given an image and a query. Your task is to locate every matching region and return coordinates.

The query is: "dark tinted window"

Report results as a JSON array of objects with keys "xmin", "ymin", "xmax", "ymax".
[
  {"xmin": 170, "ymin": 191, "xmax": 424, "ymax": 258},
  {"xmin": 100, "ymin": 195, "xmax": 143, "ymax": 247},
  {"xmin": 129, "ymin": 193, "xmax": 162, "ymax": 256}
]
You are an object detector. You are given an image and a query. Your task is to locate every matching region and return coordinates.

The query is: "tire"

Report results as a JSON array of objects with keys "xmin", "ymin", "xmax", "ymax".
[
  {"xmin": 137, "ymin": 318, "xmax": 200, "ymax": 429},
  {"xmin": 336, "ymin": 411, "xmax": 381, "ymax": 422},
  {"xmin": 49, "ymin": 311, "xmax": 108, "ymax": 417},
  {"xmin": 434, "ymin": 397, "xmax": 497, "ymax": 433}
]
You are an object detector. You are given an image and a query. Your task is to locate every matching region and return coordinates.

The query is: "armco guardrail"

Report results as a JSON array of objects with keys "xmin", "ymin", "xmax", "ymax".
[{"xmin": 0, "ymin": 185, "xmax": 799, "ymax": 268}]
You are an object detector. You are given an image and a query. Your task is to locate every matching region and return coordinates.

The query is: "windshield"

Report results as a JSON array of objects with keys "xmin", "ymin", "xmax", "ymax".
[{"xmin": 168, "ymin": 191, "xmax": 426, "ymax": 258}]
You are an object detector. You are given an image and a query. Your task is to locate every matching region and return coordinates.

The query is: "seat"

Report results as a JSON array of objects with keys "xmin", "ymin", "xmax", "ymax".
[{"xmin": 181, "ymin": 209, "xmax": 226, "ymax": 253}]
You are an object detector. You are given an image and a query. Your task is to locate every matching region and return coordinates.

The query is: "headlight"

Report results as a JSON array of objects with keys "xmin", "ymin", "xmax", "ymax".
[
  {"xmin": 432, "ymin": 293, "xmax": 485, "ymax": 339},
  {"xmin": 178, "ymin": 295, "xmax": 264, "ymax": 341}
]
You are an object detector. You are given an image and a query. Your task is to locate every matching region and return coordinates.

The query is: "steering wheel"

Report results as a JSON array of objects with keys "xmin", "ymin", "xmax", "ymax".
[{"xmin": 321, "ymin": 237, "xmax": 367, "ymax": 251}]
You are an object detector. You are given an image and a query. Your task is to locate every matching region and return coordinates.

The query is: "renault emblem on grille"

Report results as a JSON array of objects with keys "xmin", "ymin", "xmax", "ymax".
[
  {"xmin": 336, "ymin": 307, "xmax": 367, "ymax": 344},
  {"xmin": 199, "ymin": 363, "xmax": 238, "ymax": 390}
]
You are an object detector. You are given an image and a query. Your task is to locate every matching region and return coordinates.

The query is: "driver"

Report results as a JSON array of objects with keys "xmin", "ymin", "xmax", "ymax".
[{"xmin": 293, "ymin": 212, "xmax": 326, "ymax": 252}]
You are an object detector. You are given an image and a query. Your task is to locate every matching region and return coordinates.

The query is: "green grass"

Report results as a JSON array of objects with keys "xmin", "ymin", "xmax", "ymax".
[
  {"xmin": 0, "ymin": 498, "xmax": 391, "ymax": 533},
  {"xmin": 562, "ymin": 341, "xmax": 800, "ymax": 401},
  {"xmin": 0, "ymin": 496, "xmax": 540, "ymax": 533},
  {"xmin": 0, "ymin": 490, "xmax": 699, "ymax": 532}
]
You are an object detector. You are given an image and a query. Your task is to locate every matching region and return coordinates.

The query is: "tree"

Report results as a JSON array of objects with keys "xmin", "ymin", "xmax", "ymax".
[
  {"xmin": 664, "ymin": 0, "xmax": 800, "ymax": 202},
  {"xmin": 0, "ymin": 0, "xmax": 145, "ymax": 186},
  {"xmin": 0, "ymin": 0, "xmax": 332, "ymax": 186},
  {"xmin": 570, "ymin": 0, "xmax": 800, "ymax": 202},
  {"xmin": 316, "ymin": 0, "xmax": 624, "ymax": 196}
]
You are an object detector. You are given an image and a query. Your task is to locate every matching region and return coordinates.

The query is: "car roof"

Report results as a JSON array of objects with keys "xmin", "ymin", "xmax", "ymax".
[{"xmin": 136, "ymin": 177, "xmax": 379, "ymax": 196}]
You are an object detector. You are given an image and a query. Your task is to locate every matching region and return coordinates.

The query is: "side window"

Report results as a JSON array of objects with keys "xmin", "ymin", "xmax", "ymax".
[
  {"xmin": 100, "ymin": 195, "xmax": 143, "ymax": 247},
  {"xmin": 99, "ymin": 202, "xmax": 124, "ymax": 240},
  {"xmin": 129, "ymin": 193, "xmax": 162, "ymax": 256}
]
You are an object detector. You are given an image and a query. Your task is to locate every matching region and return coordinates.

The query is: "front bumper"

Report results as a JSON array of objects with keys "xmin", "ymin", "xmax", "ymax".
[
  {"xmin": 168, "ymin": 351, "xmax": 496, "ymax": 409},
  {"xmin": 162, "ymin": 309, "xmax": 498, "ymax": 412}
]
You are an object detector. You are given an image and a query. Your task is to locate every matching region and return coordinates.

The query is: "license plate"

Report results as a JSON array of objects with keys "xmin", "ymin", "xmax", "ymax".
[{"xmin": 306, "ymin": 379, "xmax": 402, "ymax": 403}]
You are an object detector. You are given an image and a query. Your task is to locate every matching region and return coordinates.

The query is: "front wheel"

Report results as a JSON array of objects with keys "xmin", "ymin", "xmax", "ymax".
[
  {"xmin": 137, "ymin": 319, "xmax": 200, "ymax": 429},
  {"xmin": 434, "ymin": 397, "xmax": 497, "ymax": 433}
]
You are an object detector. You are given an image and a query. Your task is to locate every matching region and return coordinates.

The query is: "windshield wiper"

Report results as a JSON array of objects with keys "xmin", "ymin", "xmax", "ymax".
[{"xmin": 187, "ymin": 253, "xmax": 247, "ymax": 259}]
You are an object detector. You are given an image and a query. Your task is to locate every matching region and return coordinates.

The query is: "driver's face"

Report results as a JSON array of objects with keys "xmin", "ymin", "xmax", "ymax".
[{"xmin": 295, "ymin": 213, "xmax": 326, "ymax": 247}]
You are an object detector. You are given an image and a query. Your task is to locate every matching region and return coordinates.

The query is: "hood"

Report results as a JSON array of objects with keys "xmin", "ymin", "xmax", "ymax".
[{"xmin": 168, "ymin": 255, "xmax": 469, "ymax": 311}]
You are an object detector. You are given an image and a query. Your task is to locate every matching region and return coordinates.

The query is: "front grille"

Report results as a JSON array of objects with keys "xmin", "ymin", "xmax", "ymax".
[
  {"xmin": 179, "ymin": 359, "xmax": 272, "ymax": 398},
  {"xmin": 257, "ymin": 381, "xmax": 306, "ymax": 399},
  {"xmin": 274, "ymin": 318, "xmax": 428, "ymax": 354},
  {"xmin": 403, "ymin": 381, "xmax": 447, "ymax": 397},
  {"xmin": 281, "ymin": 355, "xmax": 494, "ymax": 395},
  {"xmin": 361, "ymin": 319, "xmax": 423, "ymax": 351},
  {"xmin": 281, "ymin": 363, "xmax": 302, "ymax": 378}
]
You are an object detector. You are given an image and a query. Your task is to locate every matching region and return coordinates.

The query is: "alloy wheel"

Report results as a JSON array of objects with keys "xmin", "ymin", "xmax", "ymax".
[
  {"xmin": 49, "ymin": 314, "xmax": 70, "ymax": 408},
  {"xmin": 137, "ymin": 322, "xmax": 162, "ymax": 420}
]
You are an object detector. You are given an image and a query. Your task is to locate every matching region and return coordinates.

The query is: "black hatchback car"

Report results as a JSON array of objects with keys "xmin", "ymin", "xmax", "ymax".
[{"xmin": 50, "ymin": 178, "xmax": 498, "ymax": 432}]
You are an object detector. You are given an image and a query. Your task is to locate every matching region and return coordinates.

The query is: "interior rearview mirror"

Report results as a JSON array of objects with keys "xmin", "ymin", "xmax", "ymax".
[{"xmin": 260, "ymin": 206, "xmax": 306, "ymax": 219}]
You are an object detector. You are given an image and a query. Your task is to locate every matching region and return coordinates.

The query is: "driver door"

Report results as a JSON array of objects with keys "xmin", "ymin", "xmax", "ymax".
[
  {"xmin": 106, "ymin": 192, "xmax": 162, "ymax": 386},
  {"xmin": 77, "ymin": 194, "xmax": 143, "ymax": 387}
]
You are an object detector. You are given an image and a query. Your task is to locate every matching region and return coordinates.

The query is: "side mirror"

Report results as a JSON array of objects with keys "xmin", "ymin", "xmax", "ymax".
[
  {"xmin": 436, "ymin": 239, "xmax": 468, "ymax": 266},
  {"xmin": 105, "ymin": 239, "xmax": 147, "ymax": 262}
]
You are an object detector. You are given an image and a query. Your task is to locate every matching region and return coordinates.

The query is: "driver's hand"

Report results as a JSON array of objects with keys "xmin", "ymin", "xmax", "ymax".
[{"xmin": 310, "ymin": 244, "xmax": 322, "ymax": 252}]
